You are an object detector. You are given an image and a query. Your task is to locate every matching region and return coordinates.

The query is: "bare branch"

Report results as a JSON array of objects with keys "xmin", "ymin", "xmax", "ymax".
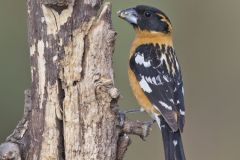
[
  {"xmin": 116, "ymin": 134, "xmax": 131, "ymax": 160},
  {"xmin": 115, "ymin": 119, "xmax": 153, "ymax": 160},
  {"xmin": 122, "ymin": 120, "xmax": 153, "ymax": 140}
]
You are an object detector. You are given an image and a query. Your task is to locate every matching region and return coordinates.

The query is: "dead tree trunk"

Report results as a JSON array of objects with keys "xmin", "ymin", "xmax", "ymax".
[{"xmin": 0, "ymin": 1, "xmax": 152, "ymax": 160}]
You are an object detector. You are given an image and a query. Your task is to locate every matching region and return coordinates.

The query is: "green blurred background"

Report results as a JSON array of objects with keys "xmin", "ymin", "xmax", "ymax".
[{"xmin": 1, "ymin": 0, "xmax": 240, "ymax": 159}]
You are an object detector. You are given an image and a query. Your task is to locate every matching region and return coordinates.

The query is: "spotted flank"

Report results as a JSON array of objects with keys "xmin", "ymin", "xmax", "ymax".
[{"xmin": 129, "ymin": 43, "xmax": 185, "ymax": 131}]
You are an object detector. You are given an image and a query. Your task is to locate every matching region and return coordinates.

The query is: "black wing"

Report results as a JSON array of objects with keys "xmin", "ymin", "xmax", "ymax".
[{"xmin": 130, "ymin": 44, "xmax": 185, "ymax": 131}]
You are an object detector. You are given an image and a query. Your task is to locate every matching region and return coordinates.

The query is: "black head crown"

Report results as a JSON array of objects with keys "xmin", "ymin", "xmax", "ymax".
[{"xmin": 118, "ymin": 5, "xmax": 172, "ymax": 34}]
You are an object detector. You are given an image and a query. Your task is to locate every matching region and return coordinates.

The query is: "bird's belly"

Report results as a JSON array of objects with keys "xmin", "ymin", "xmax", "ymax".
[{"xmin": 128, "ymin": 68, "xmax": 160, "ymax": 114}]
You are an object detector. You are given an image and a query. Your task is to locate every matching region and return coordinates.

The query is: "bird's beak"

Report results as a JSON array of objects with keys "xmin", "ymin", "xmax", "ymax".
[{"xmin": 117, "ymin": 8, "xmax": 138, "ymax": 25}]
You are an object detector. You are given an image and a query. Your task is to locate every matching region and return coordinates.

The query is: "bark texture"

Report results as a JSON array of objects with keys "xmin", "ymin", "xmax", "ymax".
[{"xmin": 0, "ymin": 1, "xmax": 152, "ymax": 160}]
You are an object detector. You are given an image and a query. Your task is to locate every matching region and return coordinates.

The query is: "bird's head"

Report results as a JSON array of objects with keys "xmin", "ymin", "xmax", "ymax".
[{"xmin": 118, "ymin": 5, "xmax": 172, "ymax": 36}]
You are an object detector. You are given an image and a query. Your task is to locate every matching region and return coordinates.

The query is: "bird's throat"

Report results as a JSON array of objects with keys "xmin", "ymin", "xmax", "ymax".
[{"xmin": 130, "ymin": 30, "xmax": 173, "ymax": 57}]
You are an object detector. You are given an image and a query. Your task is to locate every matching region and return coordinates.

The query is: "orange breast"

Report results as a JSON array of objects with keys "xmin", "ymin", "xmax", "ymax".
[{"xmin": 128, "ymin": 32, "xmax": 173, "ymax": 114}]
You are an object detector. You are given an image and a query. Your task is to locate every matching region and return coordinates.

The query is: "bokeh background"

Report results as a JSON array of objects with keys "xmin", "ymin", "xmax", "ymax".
[{"xmin": 1, "ymin": 0, "xmax": 240, "ymax": 159}]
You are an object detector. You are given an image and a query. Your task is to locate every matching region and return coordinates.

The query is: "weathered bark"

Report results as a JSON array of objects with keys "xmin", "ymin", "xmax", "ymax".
[{"xmin": 0, "ymin": 1, "xmax": 152, "ymax": 160}]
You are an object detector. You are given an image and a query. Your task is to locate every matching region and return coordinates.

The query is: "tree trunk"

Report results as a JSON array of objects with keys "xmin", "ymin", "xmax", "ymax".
[{"xmin": 0, "ymin": 1, "xmax": 152, "ymax": 160}]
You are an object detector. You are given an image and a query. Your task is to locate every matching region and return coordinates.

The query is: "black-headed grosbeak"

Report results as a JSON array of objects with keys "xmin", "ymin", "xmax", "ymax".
[{"xmin": 118, "ymin": 5, "xmax": 186, "ymax": 160}]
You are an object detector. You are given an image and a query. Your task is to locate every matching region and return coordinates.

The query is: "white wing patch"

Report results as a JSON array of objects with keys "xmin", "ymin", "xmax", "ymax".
[
  {"xmin": 145, "ymin": 75, "xmax": 162, "ymax": 85},
  {"xmin": 139, "ymin": 76, "xmax": 152, "ymax": 93},
  {"xmin": 145, "ymin": 76, "xmax": 153, "ymax": 84},
  {"xmin": 173, "ymin": 140, "xmax": 178, "ymax": 146},
  {"xmin": 135, "ymin": 52, "xmax": 151, "ymax": 67},
  {"xmin": 155, "ymin": 75, "xmax": 162, "ymax": 84},
  {"xmin": 180, "ymin": 109, "xmax": 185, "ymax": 116},
  {"xmin": 170, "ymin": 99, "xmax": 174, "ymax": 103},
  {"xmin": 159, "ymin": 101, "xmax": 173, "ymax": 110},
  {"xmin": 163, "ymin": 75, "xmax": 170, "ymax": 82}
]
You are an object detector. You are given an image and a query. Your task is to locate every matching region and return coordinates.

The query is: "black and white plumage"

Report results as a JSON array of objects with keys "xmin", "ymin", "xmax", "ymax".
[
  {"xmin": 118, "ymin": 5, "xmax": 186, "ymax": 160},
  {"xmin": 129, "ymin": 43, "xmax": 185, "ymax": 132}
]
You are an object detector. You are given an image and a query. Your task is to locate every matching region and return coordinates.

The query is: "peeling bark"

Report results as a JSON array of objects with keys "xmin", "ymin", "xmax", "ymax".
[{"xmin": 0, "ymin": 1, "xmax": 153, "ymax": 160}]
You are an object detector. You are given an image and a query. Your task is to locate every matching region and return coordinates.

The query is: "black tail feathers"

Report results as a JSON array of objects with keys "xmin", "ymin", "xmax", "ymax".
[{"xmin": 159, "ymin": 116, "xmax": 186, "ymax": 160}]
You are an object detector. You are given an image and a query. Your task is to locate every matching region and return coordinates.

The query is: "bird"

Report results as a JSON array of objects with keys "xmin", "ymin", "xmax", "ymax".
[{"xmin": 117, "ymin": 5, "xmax": 186, "ymax": 160}]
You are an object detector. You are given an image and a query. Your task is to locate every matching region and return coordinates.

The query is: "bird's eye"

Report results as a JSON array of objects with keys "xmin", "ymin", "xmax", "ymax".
[{"xmin": 144, "ymin": 11, "xmax": 152, "ymax": 18}]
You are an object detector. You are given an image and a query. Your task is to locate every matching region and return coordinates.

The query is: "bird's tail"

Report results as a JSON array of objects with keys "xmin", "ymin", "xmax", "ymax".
[{"xmin": 158, "ymin": 116, "xmax": 186, "ymax": 160}]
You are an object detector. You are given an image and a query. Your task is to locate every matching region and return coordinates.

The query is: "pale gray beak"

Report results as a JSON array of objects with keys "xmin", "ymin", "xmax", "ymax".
[{"xmin": 117, "ymin": 8, "xmax": 138, "ymax": 25}]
